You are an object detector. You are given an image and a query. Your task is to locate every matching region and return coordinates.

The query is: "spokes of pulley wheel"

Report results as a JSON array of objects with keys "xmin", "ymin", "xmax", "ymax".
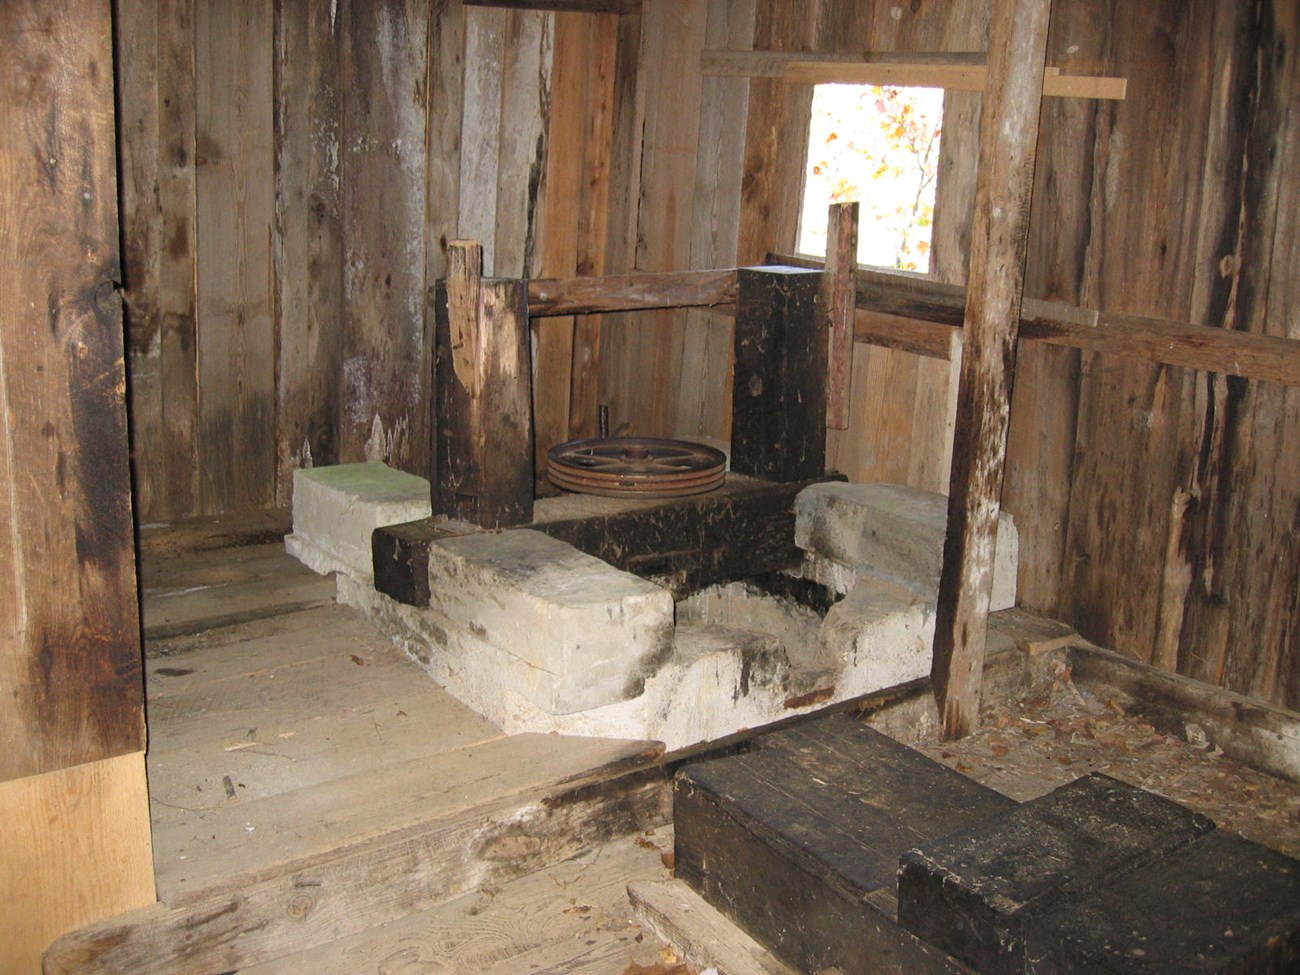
[{"xmin": 546, "ymin": 436, "xmax": 727, "ymax": 499}]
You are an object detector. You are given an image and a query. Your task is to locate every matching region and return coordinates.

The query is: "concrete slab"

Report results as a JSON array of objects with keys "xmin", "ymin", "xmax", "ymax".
[
  {"xmin": 285, "ymin": 463, "xmax": 431, "ymax": 581},
  {"xmin": 424, "ymin": 529, "xmax": 675, "ymax": 714},
  {"xmin": 794, "ymin": 482, "xmax": 1018, "ymax": 611}
]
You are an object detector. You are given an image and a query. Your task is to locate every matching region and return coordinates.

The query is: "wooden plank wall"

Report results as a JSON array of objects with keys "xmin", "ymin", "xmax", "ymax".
[
  {"xmin": 2, "ymin": 1, "xmax": 156, "ymax": 970},
  {"xmin": 118, "ymin": 0, "xmax": 559, "ymax": 521},
  {"xmin": 117, "ymin": 0, "xmax": 1300, "ymax": 713}
]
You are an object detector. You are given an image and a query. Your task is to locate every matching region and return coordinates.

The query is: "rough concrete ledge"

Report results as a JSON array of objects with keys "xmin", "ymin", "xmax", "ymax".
[
  {"xmin": 285, "ymin": 463, "xmax": 431, "ymax": 581},
  {"xmin": 795, "ymin": 482, "xmax": 1018, "ymax": 611},
  {"xmin": 424, "ymin": 529, "xmax": 675, "ymax": 714}
]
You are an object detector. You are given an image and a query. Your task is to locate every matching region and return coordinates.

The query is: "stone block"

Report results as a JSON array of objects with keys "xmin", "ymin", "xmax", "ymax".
[
  {"xmin": 425, "ymin": 529, "xmax": 674, "ymax": 714},
  {"xmin": 286, "ymin": 463, "xmax": 432, "ymax": 581},
  {"xmin": 794, "ymin": 482, "xmax": 1018, "ymax": 610},
  {"xmin": 816, "ymin": 575, "xmax": 935, "ymax": 699}
]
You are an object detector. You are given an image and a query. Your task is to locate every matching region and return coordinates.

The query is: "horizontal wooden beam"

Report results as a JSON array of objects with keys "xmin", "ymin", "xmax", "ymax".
[
  {"xmin": 526, "ymin": 268, "xmax": 737, "ymax": 316},
  {"xmin": 702, "ymin": 49, "xmax": 988, "ymax": 77},
  {"xmin": 769, "ymin": 254, "xmax": 1300, "ymax": 387},
  {"xmin": 702, "ymin": 50, "xmax": 1126, "ymax": 100},
  {"xmin": 463, "ymin": 0, "xmax": 640, "ymax": 13}
]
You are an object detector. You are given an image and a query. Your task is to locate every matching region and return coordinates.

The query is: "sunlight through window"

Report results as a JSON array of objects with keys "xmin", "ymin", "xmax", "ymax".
[{"xmin": 799, "ymin": 84, "xmax": 944, "ymax": 272}]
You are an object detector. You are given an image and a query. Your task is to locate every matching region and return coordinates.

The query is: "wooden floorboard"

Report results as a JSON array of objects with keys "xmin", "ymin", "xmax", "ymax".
[
  {"xmin": 142, "ymin": 542, "xmax": 335, "ymax": 638},
  {"xmin": 44, "ymin": 539, "xmax": 679, "ymax": 975},
  {"xmin": 236, "ymin": 830, "xmax": 678, "ymax": 975}
]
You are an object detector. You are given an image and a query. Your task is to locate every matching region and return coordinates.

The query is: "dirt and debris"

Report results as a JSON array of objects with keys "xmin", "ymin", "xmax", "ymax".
[{"xmin": 891, "ymin": 660, "xmax": 1300, "ymax": 856}]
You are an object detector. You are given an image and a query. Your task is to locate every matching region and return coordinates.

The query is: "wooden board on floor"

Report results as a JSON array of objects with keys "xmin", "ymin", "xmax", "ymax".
[
  {"xmin": 141, "ymin": 543, "xmax": 335, "ymax": 638},
  {"xmin": 154, "ymin": 732, "xmax": 664, "ymax": 905},
  {"xmin": 238, "ymin": 831, "xmax": 677, "ymax": 975},
  {"xmin": 46, "ymin": 754, "xmax": 671, "ymax": 975}
]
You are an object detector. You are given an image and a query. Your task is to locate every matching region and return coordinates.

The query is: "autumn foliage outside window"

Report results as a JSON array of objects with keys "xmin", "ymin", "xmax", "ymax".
[{"xmin": 798, "ymin": 84, "xmax": 944, "ymax": 273}]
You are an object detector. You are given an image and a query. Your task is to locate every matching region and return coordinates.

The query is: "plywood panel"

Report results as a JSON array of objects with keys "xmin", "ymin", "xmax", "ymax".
[{"xmin": 1, "ymin": 754, "xmax": 154, "ymax": 975}]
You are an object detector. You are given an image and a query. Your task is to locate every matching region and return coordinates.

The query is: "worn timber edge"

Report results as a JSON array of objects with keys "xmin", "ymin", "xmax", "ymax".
[
  {"xmin": 1068, "ymin": 644, "xmax": 1300, "ymax": 783},
  {"xmin": 628, "ymin": 879, "xmax": 801, "ymax": 975},
  {"xmin": 137, "ymin": 507, "xmax": 294, "ymax": 558},
  {"xmin": 374, "ymin": 473, "xmax": 844, "ymax": 605},
  {"xmin": 43, "ymin": 749, "xmax": 671, "ymax": 975}
]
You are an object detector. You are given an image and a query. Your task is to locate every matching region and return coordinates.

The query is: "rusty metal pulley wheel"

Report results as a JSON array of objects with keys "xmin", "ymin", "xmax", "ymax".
[{"xmin": 546, "ymin": 436, "xmax": 727, "ymax": 499}]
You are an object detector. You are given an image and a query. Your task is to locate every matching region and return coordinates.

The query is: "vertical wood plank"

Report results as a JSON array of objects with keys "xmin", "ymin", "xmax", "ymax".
[
  {"xmin": 434, "ymin": 242, "xmax": 533, "ymax": 527},
  {"xmin": 1002, "ymin": 0, "xmax": 1104, "ymax": 615},
  {"xmin": 567, "ymin": 12, "xmax": 621, "ymax": 440},
  {"xmin": 156, "ymin": 0, "xmax": 201, "ymax": 519},
  {"xmin": 0, "ymin": 0, "xmax": 145, "ymax": 777},
  {"xmin": 114, "ymin": 0, "xmax": 165, "ymax": 522},
  {"xmin": 931, "ymin": 0, "xmax": 1051, "ymax": 739},
  {"xmin": 337, "ymin": 0, "xmax": 431, "ymax": 473},
  {"xmin": 458, "ymin": 4, "xmax": 507, "ymax": 272},
  {"xmin": 196, "ymin": 0, "xmax": 277, "ymax": 513},
  {"xmin": 1058, "ymin": 2, "xmax": 1215, "ymax": 666},
  {"xmin": 274, "ymin": 0, "xmax": 343, "ymax": 503},
  {"xmin": 534, "ymin": 11, "xmax": 587, "ymax": 472},
  {"xmin": 624, "ymin": 0, "xmax": 708, "ymax": 438},
  {"xmin": 823, "ymin": 201, "xmax": 859, "ymax": 430},
  {"xmin": 675, "ymin": 0, "xmax": 755, "ymax": 442},
  {"xmin": 494, "ymin": 10, "xmax": 553, "ymax": 279}
]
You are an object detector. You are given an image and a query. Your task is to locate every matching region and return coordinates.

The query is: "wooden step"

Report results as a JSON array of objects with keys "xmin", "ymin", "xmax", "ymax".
[
  {"xmin": 673, "ymin": 711, "xmax": 1017, "ymax": 975},
  {"xmin": 900, "ymin": 773, "xmax": 1300, "ymax": 974},
  {"xmin": 44, "ymin": 735, "xmax": 671, "ymax": 975},
  {"xmin": 235, "ymin": 831, "xmax": 679, "ymax": 975},
  {"xmin": 897, "ymin": 772, "xmax": 1215, "ymax": 973}
]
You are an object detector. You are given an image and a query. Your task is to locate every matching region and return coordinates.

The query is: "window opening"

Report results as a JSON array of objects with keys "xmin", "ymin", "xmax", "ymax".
[{"xmin": 798, "ymin": 84, "xmax": 944, "ymax": 273}]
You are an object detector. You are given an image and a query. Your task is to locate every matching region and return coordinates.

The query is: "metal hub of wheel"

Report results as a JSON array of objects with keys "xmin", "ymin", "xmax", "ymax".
[{"xmin": 546, "ymin": 436, "xmax": 727, "ymax": 499}]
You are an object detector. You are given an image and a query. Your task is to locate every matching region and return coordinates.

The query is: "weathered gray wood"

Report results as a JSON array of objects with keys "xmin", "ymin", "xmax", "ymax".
[
  {"xmin": 628, "ymin": 879, "xmax": 801, "ymax": 975},
  {"xmin": 44, "ymin": 766, "xmax": 670, "ymax": 975},
  {"xmin": 527, "ymin": 269, "xmax": 738, "ymax": 316},
  {"xmin": 931, "ymin": 0, "xmax": 1052, "ymax": 740},
  {"xmin": 824, "ymin": 202, "xmax": 859, "ymax": 430}
]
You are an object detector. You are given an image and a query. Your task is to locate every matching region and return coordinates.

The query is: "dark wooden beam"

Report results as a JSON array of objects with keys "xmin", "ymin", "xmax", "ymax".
[
  {"xmin": 373, "ymin": 473, "xmax": 844, "ymax": 606},
  {"xmin": 930, "ymin": 0, "xmax": 1052, "ymax": 739},
  {"xmin": 526, "ymin": 268, "xmax": 736, "ymax": 317},
  {"xmin": 433, "ymin": 241, "xmax": 534, "ymax": 528},
  {"xmin": 730, "ymin": 267, "xmax": 828, "ymax": 482}
]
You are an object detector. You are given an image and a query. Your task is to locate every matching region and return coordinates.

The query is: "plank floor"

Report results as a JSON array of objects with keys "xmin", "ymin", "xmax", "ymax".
[{"xmin": 126, "ymin": 541, "xmax": 680, "ymax": 974}]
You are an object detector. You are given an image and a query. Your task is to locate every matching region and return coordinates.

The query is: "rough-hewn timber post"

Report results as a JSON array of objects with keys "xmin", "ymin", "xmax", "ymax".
[{"xmin": 931, "ymin": 0, "xmax": 1052, "ymax": 739}]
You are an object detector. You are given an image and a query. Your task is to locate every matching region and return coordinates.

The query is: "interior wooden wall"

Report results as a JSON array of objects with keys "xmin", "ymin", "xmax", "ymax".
[
  {"xmin": 117, "ymin": 0, "xmax": 1300, "ymax": 712},
  {"xmin": 2, "ymin": 1, "xmax": 155, "ymax": 971}
]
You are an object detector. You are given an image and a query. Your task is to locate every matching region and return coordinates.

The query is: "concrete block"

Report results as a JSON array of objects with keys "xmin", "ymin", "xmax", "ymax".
[
  {"xmin": 286, "ymin": 463, "xmax": 432, "ymax": 581},
  {"xmin": 425, "ymin": 529, "xmax": 674, "ymax": 714},
  {"xmin": 794, "ymin": 482, "xmax": 1018, "ymax": 611},
  {"xmin": 817, "ymin": 575, "xmax": 935, "ymax": 699}
]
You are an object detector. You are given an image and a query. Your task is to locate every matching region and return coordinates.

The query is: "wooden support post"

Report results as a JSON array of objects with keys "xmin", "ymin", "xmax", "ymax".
[
  {"xmin": 730, "ymin": 267, "xmax": 827, "ymax": 481},
  {"xmin": 434, "ymin": 241, "xmax": 534, "ymax": 528},
  {"xmin": 930, "ymin": 0, "xmax": 1051, "ymax": 739},
  {"xmin": 824, "ymin": 202, "xmax": 859, "ymax": 430}
]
